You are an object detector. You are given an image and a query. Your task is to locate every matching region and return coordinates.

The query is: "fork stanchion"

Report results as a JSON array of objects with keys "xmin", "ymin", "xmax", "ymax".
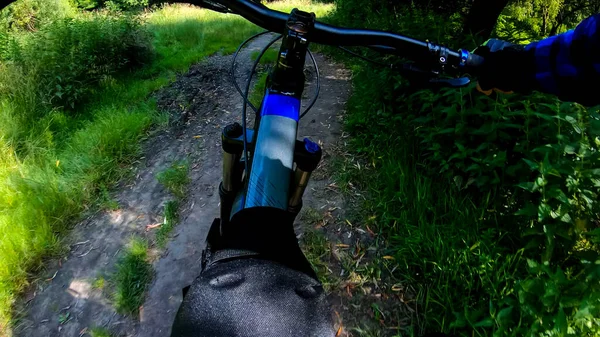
[
  {"xmin": 220, "ymin": 123, "xmax": 245, "ymax": 229},
  {"xmin": 288, "ymin": 138, "xmax": 322, "ymax": 216}
]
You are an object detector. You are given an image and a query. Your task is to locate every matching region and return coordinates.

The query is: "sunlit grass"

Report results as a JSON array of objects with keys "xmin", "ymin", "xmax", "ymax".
[{"xmin": 145, "ymin": 1, "xmax": 334, "ymax": 73}]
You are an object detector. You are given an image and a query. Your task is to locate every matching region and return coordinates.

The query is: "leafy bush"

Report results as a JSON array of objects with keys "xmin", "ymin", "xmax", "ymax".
[
  {"xmin": 406, "ymin": 86, "xmax": 600, "ymax": 335},
  {"xmin": 0, "ymin": 12, "xmax": 153, "ymax": 114},
  {"xmin": 70, "ymin": 0, "xmax": 151, "ymax": 11},
  {"xmin": 104, "ymin": 0, "xmax": 150, "ymax": 11},
  {"xmin": 0, "ymin": 0, "xmax": 75, "ymax": 32}
]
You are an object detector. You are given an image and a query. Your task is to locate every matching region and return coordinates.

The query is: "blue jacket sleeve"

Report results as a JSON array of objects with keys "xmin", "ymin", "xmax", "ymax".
[{"xmin": 524, "ymin": 14, "xmax": 600, "ymax": 105}]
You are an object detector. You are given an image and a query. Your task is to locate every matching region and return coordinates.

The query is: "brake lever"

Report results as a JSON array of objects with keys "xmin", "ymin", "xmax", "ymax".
[
  {"xmin": 399, "ymin": 63, "xmax": 471, "ymax": 88},
  {"xmin": 428, "ymin": 77, "xmax": 471, "ymax": 88}
]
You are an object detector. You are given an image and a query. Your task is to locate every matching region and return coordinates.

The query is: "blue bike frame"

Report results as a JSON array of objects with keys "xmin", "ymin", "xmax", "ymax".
[
  {"xmin": 230, "ymin": 91, "xmax": 301, "ymax": 215},
  {"xmin": 245, "ymin": 93, "xmax": 300, "ymax": 209}
]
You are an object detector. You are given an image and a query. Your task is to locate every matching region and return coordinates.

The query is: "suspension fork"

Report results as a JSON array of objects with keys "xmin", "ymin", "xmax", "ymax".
[{"xmin": 220, "ymin": 126, "xmax": 321, "ymax": 221}]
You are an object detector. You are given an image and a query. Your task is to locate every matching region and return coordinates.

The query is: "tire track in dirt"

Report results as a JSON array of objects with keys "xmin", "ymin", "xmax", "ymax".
[{"xmin": 15, "ymin": 35, "xmax": 352, "ymax": 337}]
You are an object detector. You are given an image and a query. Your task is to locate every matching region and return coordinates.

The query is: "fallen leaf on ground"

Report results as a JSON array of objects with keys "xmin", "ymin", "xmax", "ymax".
[
  {"xmin": 146, "ymin": 223, "xmax": 162, "ymax": 231},
  {"xmin": 382, "ymin": 255, "xmax": 395, "ymax": 260}
]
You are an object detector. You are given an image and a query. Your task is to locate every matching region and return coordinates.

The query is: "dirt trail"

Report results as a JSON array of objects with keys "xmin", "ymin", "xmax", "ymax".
[{"xmin": 15, "ymin": 36, "xmax": 351, "ymax": 337}]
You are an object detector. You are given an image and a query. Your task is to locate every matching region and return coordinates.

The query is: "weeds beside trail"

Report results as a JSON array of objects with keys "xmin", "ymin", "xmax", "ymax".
[{"xmin": 0, "ymin": 1, "xmax": 333, "ymax": 331}]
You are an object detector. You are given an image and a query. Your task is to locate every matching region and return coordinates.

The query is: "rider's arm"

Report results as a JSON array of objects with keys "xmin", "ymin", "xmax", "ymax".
[
  {"xmin": 477, "ymin": 14, "xmax": 600, "ymax": 106},
  {"xmin": 525, "ymin": 14, "xmax": 600, "ymax": 104}
]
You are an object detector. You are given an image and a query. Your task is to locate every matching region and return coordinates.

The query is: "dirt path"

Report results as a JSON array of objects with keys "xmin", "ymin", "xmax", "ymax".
[{"xmin": 15, "ymin": 36, "xmax": 352, "ymax": 337}]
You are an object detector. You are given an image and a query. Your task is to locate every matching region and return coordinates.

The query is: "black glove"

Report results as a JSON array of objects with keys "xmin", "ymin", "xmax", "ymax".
[{"xmin": 474, "ymin": 39, "xmax": 528, "ymax": 95}]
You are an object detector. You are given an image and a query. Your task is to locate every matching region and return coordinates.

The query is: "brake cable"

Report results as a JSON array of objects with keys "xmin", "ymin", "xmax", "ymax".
[
  {"xmin": 337, "ymin": 46, "xmax": 393, "ymax": 68},
  {"xmin": 301, "ymin": 48, "xmax": 320, "ymax": 119},
  {"xmin": 231, "ymin": 31, "xmax": 272, "ymax": 113}
]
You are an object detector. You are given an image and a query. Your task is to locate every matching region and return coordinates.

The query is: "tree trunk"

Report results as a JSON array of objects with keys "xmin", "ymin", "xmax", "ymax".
[
  {"xmin": 542, "ymin": 7, "xmax": 549, "ymax": 36},
  {"xmin": 463, "ymin": 0, "xmax": 511, "ymax": 40}
]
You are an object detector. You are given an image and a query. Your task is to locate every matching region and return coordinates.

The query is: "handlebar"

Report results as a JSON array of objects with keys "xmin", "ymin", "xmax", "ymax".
[{"xmin": 194, "ymin": 0, "xmax": 484, "ymax": 70}]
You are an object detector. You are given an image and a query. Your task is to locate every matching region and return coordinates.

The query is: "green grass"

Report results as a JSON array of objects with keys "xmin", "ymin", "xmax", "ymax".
[
  {"xmin": 92, "ymin": 276, "xmax": 106, "ymax": 291},
  {"xmin": 145, "ymin": 1, "xmax": 333, "ymax": 74},
  {"xmin": 250, "ymin": 48, "xmax": 279, "ymax": 64},
  {"xmin": 156, "ymin": 200, "xmax": 179, "ymax": 247},
  {"xmin": 248, "ymin": 48, "xmax": 277, "ymax": 107},
  {"xmin": 0, "ymin": 1, "xmax": 335, "ymax": 332},
  {"xmin": 249, "ymin": 72, "xmax": 269, "ymax": 108},
  {"xmin": 156, "ymin": 160, "xmax": 190, "ymax": 199},
  {"xmin": 89, "ymin": 326, "xmax": 113, "ymax": 337},
  {"xmin": 114, "ymin": 238, "xmax": 152, "ymax": 315}
]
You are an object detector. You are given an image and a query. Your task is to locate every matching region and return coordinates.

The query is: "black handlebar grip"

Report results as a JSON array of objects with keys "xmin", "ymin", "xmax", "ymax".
[{"xmin": 466, "ymin": 52, "xmax": 485, "ymax": 69}]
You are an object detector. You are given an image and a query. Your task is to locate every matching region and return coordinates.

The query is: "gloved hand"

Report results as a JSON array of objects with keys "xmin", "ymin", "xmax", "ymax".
[{"xmin": 473, "ymin": 39, "xmax": 527, "ymax": 95}]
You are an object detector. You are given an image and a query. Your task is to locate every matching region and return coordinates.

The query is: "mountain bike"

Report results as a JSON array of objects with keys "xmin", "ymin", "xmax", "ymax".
[{"xmin": 170, "ymin": 1, "xmax": 483, "ymax": 336}]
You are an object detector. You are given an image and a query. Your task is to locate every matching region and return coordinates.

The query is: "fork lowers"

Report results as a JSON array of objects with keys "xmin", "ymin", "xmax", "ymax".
[
  {"xmin": 288, "ymin": 138, "xmax": 322, "ymax": 216},
  {"xmin": 220, "ymin": 123, "xmax": 245, "ymax": 228}
]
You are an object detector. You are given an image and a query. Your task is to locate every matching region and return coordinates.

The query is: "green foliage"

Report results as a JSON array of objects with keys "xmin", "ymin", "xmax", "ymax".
[
  {"xmin": 156, "ymin": 200, "xmax": 179, "ymax": 247},
  {"xmin": 0, "ymin": 0, "xmax": 75, "ymax": 32},
  {"xmin": 70, "ymin": 0, "xmax": 151, "ymax": 11},
  {"xmin": 497, "ymin": 0, "xmax": 600, "ymax": 40},
  {"xmin": 104, "ymin": 0, "xmax": 149, "ymax": 11},
  {"xmin": 156, "ymin": 160, "xmax": 190, "ymax": 199},
  {"xmin": 114, "ymin": 238, "xmax": 152, "ymax": 315},
  {"xmin": 413, "ymin": 87, "xmax": 600, "ymax": 335},
  {"xmin": 1, "ymin": 12, "xmax": 153, "ymax": 114}
]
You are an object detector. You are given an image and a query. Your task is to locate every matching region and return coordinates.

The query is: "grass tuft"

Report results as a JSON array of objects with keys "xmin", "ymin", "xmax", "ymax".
[
  {"xmin": 89, "ymin": 326, "xmax": 113, "ymax": 337},
  {"xmin": 156, "ymin": 200, "xmax": 179, "ymax": 247},
  {"xmin": 156, "ymin": 160, "xmax": 190, "ymax": 199},
  {"xmin": 92, "ymin": 276, "xmax": 106, "ymax": 291},
  {"xmin": 114, "ymin": 238, "xmax": 152, "ymax": 315}
]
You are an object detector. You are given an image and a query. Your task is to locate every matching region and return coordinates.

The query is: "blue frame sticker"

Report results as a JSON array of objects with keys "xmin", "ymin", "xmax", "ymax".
[{"xmin": 260, "ymin": 92, "xmax": 300, "ymax": 122}]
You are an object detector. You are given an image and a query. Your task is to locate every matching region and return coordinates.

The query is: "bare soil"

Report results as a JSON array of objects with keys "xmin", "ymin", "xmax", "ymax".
[{"xmin": 15, "ymin": 36, "xmax": 355, "ymax": 337}]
